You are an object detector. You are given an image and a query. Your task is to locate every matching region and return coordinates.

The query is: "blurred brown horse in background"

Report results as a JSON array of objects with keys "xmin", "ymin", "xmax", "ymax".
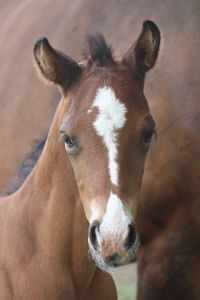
[{"xmin": 0, "ymin": 0, "xmax": 200, "ymax": 299}]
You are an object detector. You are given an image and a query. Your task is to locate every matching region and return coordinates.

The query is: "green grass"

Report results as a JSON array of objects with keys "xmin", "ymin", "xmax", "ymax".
[
  {"xmin": 110, "ymin": 264, "xmax": 137, "ymax": 300},
  {"xmin": 116, "ymin": 282, "xmax": 137, "ymax": 300}
]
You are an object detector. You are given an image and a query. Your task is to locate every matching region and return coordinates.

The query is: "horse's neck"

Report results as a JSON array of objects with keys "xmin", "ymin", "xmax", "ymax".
[{"xmin": 9, "ymin": 98, "xmax": 95, "ymax": 288}]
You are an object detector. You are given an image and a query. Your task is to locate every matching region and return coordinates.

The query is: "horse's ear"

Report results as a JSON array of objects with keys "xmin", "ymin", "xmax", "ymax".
[
  {"xmin": 34, "ymin": 37, "xmax": 81, "ymax": 89},
  {"xmin": 123, "ymin": 21, "xmax": 160, "ymax": 76}
]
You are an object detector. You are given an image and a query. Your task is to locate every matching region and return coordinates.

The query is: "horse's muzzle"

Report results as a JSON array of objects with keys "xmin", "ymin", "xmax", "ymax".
[{"xmin": 88, "ymin": 220, "xmax": 139, "ymax": 269}]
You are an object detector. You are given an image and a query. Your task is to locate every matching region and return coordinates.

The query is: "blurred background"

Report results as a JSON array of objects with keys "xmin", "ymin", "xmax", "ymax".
[
  {"xmin": 112, "ymin": 264, "xmax": 137, "ymax": 300},
  {"xmin": 0, "ymin": 1, "xmax": 199, "ymax": 299}
]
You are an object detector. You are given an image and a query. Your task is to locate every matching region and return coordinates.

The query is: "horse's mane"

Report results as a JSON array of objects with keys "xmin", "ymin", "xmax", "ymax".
[{"xmin": 3, "ymin": 131, "xmax": 48, "ymax": 196}]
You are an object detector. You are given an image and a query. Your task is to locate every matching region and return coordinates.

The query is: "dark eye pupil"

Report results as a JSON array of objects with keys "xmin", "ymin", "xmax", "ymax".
[
  {"xmin": 64, "ymin": 135, "xmax": 75, "ymax": 148},
  {"xmin": 143, "ymin": 130, "xmax": 153, "ymax": 144}
]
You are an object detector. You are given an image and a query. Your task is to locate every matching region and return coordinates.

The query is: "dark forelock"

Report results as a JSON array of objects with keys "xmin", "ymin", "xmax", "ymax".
[{"xmin": 86, "ymin": 33, "xmax": 114, "ymax": 67}]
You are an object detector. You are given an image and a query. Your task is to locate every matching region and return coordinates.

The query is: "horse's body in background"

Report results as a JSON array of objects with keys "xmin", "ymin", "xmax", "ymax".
[{"xmin": 0, "ymin": 0, "xmax": 200, "ymax": 299}]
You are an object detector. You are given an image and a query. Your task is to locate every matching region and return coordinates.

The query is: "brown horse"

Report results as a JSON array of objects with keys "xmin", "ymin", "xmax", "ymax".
[
  {"xmin": 1, "ymin": 1, "xmax": 200, "ymax": 298},
  {"xmin": 0, "ymin": 21, "xmax": 160, "ymax": 298},
  {"xmin": 137, "ymin": 108, "xmax": 200, "ymax": 299}
]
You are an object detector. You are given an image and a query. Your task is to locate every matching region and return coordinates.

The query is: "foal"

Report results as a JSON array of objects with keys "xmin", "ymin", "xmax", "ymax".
[{"xmin": 0, "ymin": 21, "xmax": 160, "ymax": 299}]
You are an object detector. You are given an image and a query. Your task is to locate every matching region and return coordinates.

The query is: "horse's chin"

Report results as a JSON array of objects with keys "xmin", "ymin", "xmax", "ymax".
[{"xmin": 89, "ymin": 246, "xmax": 138, "ymax": 272}]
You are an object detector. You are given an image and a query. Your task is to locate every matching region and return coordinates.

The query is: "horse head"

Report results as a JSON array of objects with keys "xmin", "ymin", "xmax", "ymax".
[{"xmin": 34, "ymin": 20, "xmax": 160, "ymax": 270}]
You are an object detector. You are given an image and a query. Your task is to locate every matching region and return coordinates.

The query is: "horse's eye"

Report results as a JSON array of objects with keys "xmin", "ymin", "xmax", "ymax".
[
  {"xmin": 143, "ymin": 129, "xmax": 154, "ymax": 144},
  {"xmin": 63, "ymin": 134, "xmax": 76, "ymax": 148}
]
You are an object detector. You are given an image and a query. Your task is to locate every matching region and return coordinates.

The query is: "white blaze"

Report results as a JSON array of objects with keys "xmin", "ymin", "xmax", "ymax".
[
  {"xmin": 100, "ymin": 192, "xmax": 131, "ymax": 236},
  {"xmin": 92, "ymin": 86, "xmax": 127, "ymax": 185}
]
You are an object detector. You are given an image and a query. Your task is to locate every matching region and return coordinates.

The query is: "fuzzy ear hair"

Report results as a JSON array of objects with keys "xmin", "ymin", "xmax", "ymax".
[
  {"xmin": 34, "ymin": 37, "xmax": 81, "ymax": 88},
  {"xmin": 123, "ymin": 21, "xmax": 160, "ymax": 75}
]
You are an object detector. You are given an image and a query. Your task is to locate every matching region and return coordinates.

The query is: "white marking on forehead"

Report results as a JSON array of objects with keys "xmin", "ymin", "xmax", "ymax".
[
  {"xmin": 100, "ymin": 192, "xmax": 131, "ymax": 236},
  {"xmin": 91, "ymin": 86, "xmax": 127, "ymax": 185}
]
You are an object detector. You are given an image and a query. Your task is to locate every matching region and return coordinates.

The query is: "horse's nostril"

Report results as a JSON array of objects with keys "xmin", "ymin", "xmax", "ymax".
[
  {"xmin": 89, "ymin": 220, "xmax": 100, "ymax": 251},
  {"xmin": 124, "ymin": 223, "xmax": 137, "ymax": 250}
]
